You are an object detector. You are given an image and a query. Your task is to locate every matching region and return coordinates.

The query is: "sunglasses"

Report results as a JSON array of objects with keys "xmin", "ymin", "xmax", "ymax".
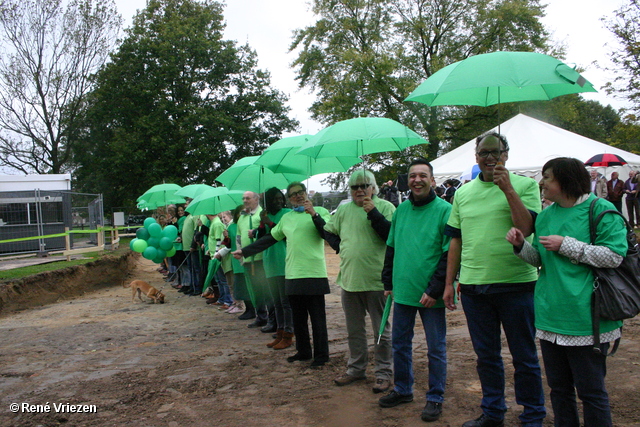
[{"xmin": 350, "ymin": 183, "xmax": 371, "ymax": 191}]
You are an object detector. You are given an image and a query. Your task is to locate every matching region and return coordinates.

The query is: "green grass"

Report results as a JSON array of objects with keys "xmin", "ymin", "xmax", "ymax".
[{"xmin": 0, "ymin": 238, "xmax": 133, "ymax": 281}]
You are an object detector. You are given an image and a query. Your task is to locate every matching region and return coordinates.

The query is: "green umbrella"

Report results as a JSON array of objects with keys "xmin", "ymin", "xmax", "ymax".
[
  {"xmin": 216, "ymin": 156, "xmax": 307, "ymax": 193},
  {"xmin": 377, "ymin": 293, "xmax": 393, "ymax": 345},
  {"xmin": 296, "ymin": 117, "xmax": 427, "ymax": 159},
  {"xmin": 255, "ymin": 134, "xmax": 363, "ymax": 176},
  {"xmin": 174, "ymin": 184, "xmax": 215, "ymax": 199},
  {"xmin": 404, "ymin": 51, "xmax": 597, "ymax": 107},
  {"xmin": 137, "ymin": 183, "xmax": 185, "ymax": 210},
  {"xmin": 186, "ymin": 187, "xmax": 244, "ymax": 216},
  {"xmin": 202, "ymin": 258, "xmax": 221, "ymax": 293}
]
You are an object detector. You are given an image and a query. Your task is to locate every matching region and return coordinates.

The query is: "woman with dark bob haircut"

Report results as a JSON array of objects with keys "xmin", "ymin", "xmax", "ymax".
[{"xmin": 506, "ymin": 157, "xmax": 628, "ymax": 427}]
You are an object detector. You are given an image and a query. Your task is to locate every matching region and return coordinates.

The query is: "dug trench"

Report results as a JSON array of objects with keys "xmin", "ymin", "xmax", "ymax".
[{"xmin": 0, "ymin": 247, "xmax": 639, "ymax": 427}]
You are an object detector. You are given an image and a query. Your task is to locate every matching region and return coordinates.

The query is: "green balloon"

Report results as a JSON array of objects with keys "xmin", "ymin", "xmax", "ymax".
[
  {"xmin": 143, "ymin": 217, "xmax": 156, "ymax": 228},
  {"xmin": 129, "ymin": 238, "xmax": 137, "ymax": 250},
  {"xmin": 166, "ymin": 246, "xmax": 176, "ymax": 257},
  {"xmin": 136, "ymin": 227, "xmax": 150, "ymax": 240},
  {"xmin": 142, "ymin": 246, "xmax": 158, "ymax": 260},
  {"xmin": 147, "ymin": 222, "xmax": 162, "ymax": 237},
  {"xmin": 132, "ymin": 238, "xmax": 148, "ymax": 253},
  {"xmin": 147, "ymin": 237, "xmax": 160, "ymax": 248},
  {"xmin": 152, "ymin": 256, "xmax": 165, "ymax": 264},
  {"xmin": 162, "ymin": 225, "xmax": 178, "ymax": 240},
  {"xmin": 159, "ymin": 237, "xmax": 174, "ymax": 251}
]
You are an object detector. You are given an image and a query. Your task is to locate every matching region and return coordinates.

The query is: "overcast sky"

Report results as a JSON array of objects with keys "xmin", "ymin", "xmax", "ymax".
[{"xmin": 114, "ymin": 0, "xmax": 630, "ymax": 190}]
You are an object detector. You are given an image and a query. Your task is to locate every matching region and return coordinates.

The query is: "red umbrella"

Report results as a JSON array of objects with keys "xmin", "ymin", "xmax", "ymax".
[{"xmin": 585, "ymin": 153, "xmax": 628, "ymax": 167}]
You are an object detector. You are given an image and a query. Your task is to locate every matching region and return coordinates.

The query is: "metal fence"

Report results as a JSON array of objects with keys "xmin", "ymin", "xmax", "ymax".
[{"xmin": 0, "ymin": 190, "xmax": 103, "ymax": 256}]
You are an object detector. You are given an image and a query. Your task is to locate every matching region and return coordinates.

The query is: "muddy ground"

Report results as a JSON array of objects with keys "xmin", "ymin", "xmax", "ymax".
[{"xmin": 0, "ymin": 246, "xmax": 639, "ymax": 427}]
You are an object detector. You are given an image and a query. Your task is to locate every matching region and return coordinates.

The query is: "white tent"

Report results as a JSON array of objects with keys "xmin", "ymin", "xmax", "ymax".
[{"xmin": 432, "ymin": 114, "xmax": 640, "ymax": 183}]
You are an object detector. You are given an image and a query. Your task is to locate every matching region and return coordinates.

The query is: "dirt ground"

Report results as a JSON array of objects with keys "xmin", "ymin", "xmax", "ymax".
[{"xmin": 1, "ymin": 246, "xmax": 640, "ymax": 427}]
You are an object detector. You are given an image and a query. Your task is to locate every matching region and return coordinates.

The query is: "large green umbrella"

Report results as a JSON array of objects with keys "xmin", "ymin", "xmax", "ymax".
[
  {"xmin": 186, "ymin": 187, "xmax": 244, "ymax": 216},
  {"xmin": 404, "ymin": 51, "xmax": 597, "ymax": 107},
  {"xmin": 174, "ymin": 184, "xmax": 215, "ymax": 200},
  {"xmin": 255, "ymin": 134, "xmax": 363, "ymax": 176},
  {"xmin": 137, "ymin": 183, "xmax": 184, "ymax": 210},
  {"xmin": 216, "ymin": 156, "xmax": 307, "ymax": 193},
  {"xmin": 296, "ymin": 117, "xmax": 427, "ymax": 159}
]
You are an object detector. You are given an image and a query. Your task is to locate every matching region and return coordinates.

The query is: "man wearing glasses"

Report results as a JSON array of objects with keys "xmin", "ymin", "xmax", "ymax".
[
  {"xmin": 444, "ymin": 132, "xmax": 545, "ymax": 427},
  {"xmin": 377, "ymin": 158, "xmax": 451, "ymax": 423},
  {"xmin": 324, "ymin": 170, "xmax": 395, "ymax": 394},
  {"xmin": 233, "ymin": 183, "xmax": 332, "ymax": 368}
]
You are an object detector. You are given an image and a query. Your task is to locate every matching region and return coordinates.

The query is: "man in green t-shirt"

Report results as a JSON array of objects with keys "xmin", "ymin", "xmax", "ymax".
[
  {"xmin": 324, "ymin": 169, "xmax": 395, "ymax": 394},
  {"xmin": 377, "ymin": 159, "xmax": 451, "ymax": 424},
  {"xmin": 443, "ymin": 132, "xmax": 545, "ymax": 427}
]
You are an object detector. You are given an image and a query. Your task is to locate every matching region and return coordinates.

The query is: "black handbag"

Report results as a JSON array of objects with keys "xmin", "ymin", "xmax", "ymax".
[{"xmin": 589, "ymin": 198, "xmax": 640, "ymax": 355}]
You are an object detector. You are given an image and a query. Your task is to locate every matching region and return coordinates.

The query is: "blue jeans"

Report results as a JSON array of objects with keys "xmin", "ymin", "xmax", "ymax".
[
  {"xmin": 216, "ymin": 266, "xmax": 233, "ymax": 305},
  {"xmin": 540, "ymin": 339, "xmax": 612, "ymax": 427},
  {"xmin": 392, "ymin": 302, "xmax": 446, "ymax": 402},
  {"xmin": 461, "ymin": 291, "xmax": 546, "ymax": 425}
]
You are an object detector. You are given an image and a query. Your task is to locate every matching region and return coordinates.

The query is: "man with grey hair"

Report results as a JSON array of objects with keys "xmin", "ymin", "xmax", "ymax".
[{"xmin": 324, "ymin": 169, "xmax": 395, "ymax": 393}]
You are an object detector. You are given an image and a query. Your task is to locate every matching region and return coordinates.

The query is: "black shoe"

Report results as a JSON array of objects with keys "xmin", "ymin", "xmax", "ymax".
[
  {"xmin": 287, "ymin": 353, "xmax": 312, "ymax": 363},
  {"xmin": 260, "ymin": 323, "xmax": 277, "ymax": 333},
  {"xmin": 238, "ymin": 310, "xmax": 256, "ymax": 320},
  {"xmin": 421, "ymin": 401, "xmax": 442, "ymax": 422},
  {"xmin": 378, "ymin": 390, "xmax": 413, "ymax": 408},
  {"xmin": 248, "ymin": 319, "xmax": 267, "ymax": 328},
  {"xmin": 462, "ymin": 414, "xmax": 504, "ymax": 427},
  {"xmin": 178, "ymin": 286, "xmax": 192, "ymax": 294}
]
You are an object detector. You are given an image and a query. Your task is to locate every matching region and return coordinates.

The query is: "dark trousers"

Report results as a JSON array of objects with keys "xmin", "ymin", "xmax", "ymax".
[
  {"xmin": 288, "ymin": 294, "xmax": 329, "ymax": 363},
  {"xmin": 540, "ymin": 339, "xmax": 612, "ymax": 427},
  {"xmin": 610, "ymin": 200, "xmax": 623, "ymax": 213},
  {"xmin": 625, "ymin": 197, "xmax": 640, "ymax": 227}
]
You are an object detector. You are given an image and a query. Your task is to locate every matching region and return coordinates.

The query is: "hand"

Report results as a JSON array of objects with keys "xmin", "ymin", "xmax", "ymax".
[
  {"xmin": 443, "ymin": 283, "xmax": 457, "ymax": 311},
  {"xmin": 232, "ymin": 249, "xmax": 244, "ymax": 260},
  {"xmin": 260, "ymin": 209, "xmax": 269, "ymax": 222},
  {"xmin": 539, "ymin": 235, "xmax": 564, "ymax": 251},
  {"xmin": 248, "ymin": 229, "xmax": 255, "ymax": 239},
  {"xmin": 419, "ymin": 293, "xmax": 436, "ymax": 308},
  {"xmin": 303, "ymin": 199, "xmax": 316, "ymax": 216},
  {"xmin": 493, "ymin": 164, "xmax": 513, "ymax": 193},
  {"xmin": 362, "ymin": 196, "xmax": 375, "ymax": 213},
  {"xmin": 384, "ymin": 290, "xmax": 392, "ymax": 297},
  {"xmin": 223, "ymin": 229, "xmax": 228, "ymax": 238},
  {"xmin": 214, "ymin": 252, "xmax": 221, "ymax": 260},
  {"xmin": 506, "ymin": 227, "xmax": 525, "ymax": 249}
]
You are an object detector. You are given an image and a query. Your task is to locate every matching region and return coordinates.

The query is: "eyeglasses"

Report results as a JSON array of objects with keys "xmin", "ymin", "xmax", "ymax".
[
  {"xmin": 350, "ymin": 183, "xmax": 371, "ymax": 191},
  {"xmin": 288, "ymin": 189, "xmax": 305, "ymax": 198},
  {"xmin": 477, "ymin": 149, "xmax": 508, "ymax": 159}
]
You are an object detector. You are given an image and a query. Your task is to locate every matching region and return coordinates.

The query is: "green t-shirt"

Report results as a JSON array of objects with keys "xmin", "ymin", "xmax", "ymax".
[
  {"xmin": 227, "ymin": 222, "xmax": 244, "ymax": 274},
  {"xmin": 533, "ymin": 194, "xmax": 626, "ymax": 335},
  {"xmin": 324, "ymin": 196, "xmax": 395, "ymax": 292},
  {"xmin": 387, "ymin": 197, "xmax": 451, "ymax": 307},
  {"xmin": 236, "ymin": 207, "xmax": 263, "ymax": 262},
  {"xmin": 181, "ymin": 214, "xmax": 197, "ymax": 251},
  {"xmin": 270, "ymin": 207, "xmax": 331, "ymax": 279},
  {"xmin": 447, "ymin": 173, "xmax": 540, "ymax": 284},
  {"xmin": 263, "ymin": 209, "xmax": 291, "ymax": 278}
]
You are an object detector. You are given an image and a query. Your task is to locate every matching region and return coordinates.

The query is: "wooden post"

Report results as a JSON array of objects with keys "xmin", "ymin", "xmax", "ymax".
[
  {"xmin": 97, "ymin": 227, "xmax": 104, "ymax": 250},
  {"xmin": 65, "ymin": 227, "xmax": 71, "ymax": 262}
]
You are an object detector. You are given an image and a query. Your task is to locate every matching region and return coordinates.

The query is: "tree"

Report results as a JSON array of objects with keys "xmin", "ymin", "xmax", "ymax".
[
  {"xmin": 604, "ymin": 0, "xmax": 640, "ymax": 117},
  {"xmin": 73, "ymin": 0, "xmax": 298, "ymax": 209},
  {"xmin": 0, "ymin": 0, "xmax": 121, "ymax": 174},
  {"xmin": 290, "ymin": 0, "xmax": 554, "ymax": 185}
]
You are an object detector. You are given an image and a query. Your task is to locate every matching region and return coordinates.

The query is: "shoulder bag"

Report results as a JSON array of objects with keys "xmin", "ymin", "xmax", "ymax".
[{"xmin": 589, "ymin": 198, "xmax": 640, "ymax": 355}]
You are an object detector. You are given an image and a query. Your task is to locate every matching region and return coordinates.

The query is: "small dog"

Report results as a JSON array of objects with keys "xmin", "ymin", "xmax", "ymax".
[{"xmin": 124, "ymin": 280, "xmax": 165, "ymax": 304}]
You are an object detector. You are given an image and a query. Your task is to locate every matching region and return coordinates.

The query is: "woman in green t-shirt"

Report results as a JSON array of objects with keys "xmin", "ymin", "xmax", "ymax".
[{"xmin": 507, "ymin": 157, "xmax": 627, "ymax": 427}]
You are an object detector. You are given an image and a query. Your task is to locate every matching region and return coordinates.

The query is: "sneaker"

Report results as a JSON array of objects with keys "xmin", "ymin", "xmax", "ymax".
[
  {"xmin": 421, "ymin": 401, "xmax": 442, "ymax": 422},
  {"xmin": 378, "ymin": 390, "xmax": 413, "ymax": 408},
  {"xmin": 462, "ymin": 414, "xmax": 504, "ymax": 427},
  {"xmin": 227, "ymin": 305, "xmax": 243, "ymax": 314},
  {"xmin": 334, "ymin": 374, "xmax": 366, "ymax": 387},
  {"xmin": 372, "ymin": 378, "xmax": 391, "ymax": 394}
]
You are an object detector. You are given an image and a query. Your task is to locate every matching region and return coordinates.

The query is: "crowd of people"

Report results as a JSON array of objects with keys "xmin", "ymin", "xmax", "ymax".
[{"xmin": 146, "ymin": 130, "xmax": 631, "ymax": 427}]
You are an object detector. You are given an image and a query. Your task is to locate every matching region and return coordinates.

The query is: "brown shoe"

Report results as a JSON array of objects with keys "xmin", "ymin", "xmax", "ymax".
[
  {"xmin": 272, "ymin": 331, "xmax": 294, "ymax": 350},
  {"xmin": 267, "ymin": 330, "xmax": 284, "ymax": 348},
  {"xmin": 334, "ymin": 374, "xmax": 366, "ymax": 387},
  {"xmin": 372, "ymin": 378, "xmax": 391, "ymax": 394}
]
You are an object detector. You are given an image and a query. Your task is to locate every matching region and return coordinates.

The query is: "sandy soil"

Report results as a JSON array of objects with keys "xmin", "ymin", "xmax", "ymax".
[{"xmin": 1, "ymin": 246, "xmax": 639, "ymax": 427}]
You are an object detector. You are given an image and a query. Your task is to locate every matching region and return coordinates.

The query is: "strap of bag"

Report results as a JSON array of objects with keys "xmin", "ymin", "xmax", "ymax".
[{"xmin": 588, "ymin": 198, "xmax": 624, "ymax": 356}]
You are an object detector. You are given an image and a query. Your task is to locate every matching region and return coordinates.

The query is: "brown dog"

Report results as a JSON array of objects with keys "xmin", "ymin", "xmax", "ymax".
[{"xmin": 124, "ymin": 280, "xmax": 165, "ymax": 304}]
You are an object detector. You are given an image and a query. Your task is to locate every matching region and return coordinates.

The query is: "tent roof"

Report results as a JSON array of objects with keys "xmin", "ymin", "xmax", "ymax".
[{"xmin": 432, "ymin": 114, "xmax": 640, "ymax": 180}]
